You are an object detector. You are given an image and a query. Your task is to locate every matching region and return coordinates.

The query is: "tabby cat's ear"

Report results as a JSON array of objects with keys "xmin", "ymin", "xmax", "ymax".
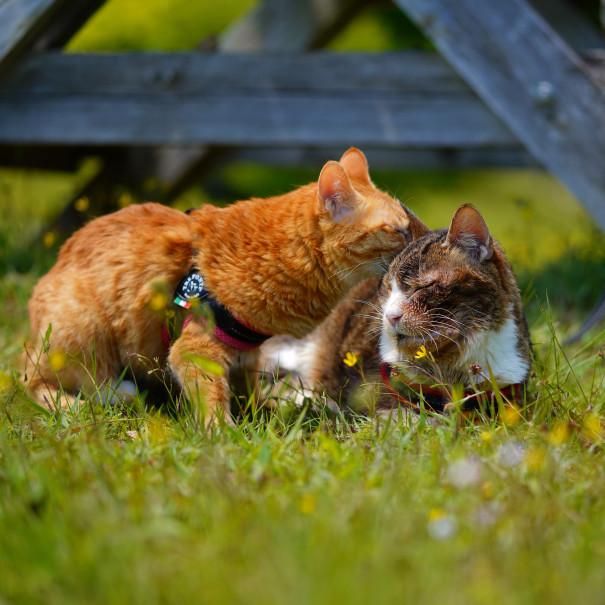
[
  {"xmin": 446, "ymin": 204, "xmax": 493, "ymax": 262},
  {"xmin": 339, "ymin": 148, "xmax": 371, "ymax": 184},
  {"xmin": 318, "ymin": 161, "xmax": 357, "ymax": 221}
]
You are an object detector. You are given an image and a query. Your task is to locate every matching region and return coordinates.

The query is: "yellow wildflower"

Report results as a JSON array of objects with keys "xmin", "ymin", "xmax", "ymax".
[
  {"xmin": 0, "ymin": 371, "xmax": 12, "ymax": 392},
  {"xmin": 525, "ymin": 447, "xmax": 546, "ymax": 472},
  {"xmin": 43, "ymin": 231, "xmax": 56, "ymax": 248},
  {"xmin": 300, "ymin": 493, "xmax": 317, "ymax": 515},
  {"xmin": 481, "ymin": 481, "xmax": 494, "ymax": 499},
  {"xmin": 149, "ymin": 292, "xmax": 168, "ymax": 311},
  {"xmin": 118, "ymin": 192, "xmax": 133, "ymax": 208},
  {"xmin": 548, "ymin": 421, "xmax": 570, "ymax": 446},
  {"xmin": 49, "ymin": 349, "xmax": 67, "ymax": 371},
  {"xmin": 414, "ymin": 345, "xmax": 428, "ymax": 359},
  {"xmin": 428, "ymin": 507, "xmax": 446, "ymax": 522},
  {"xmin": 74, "ymin": 197, "xmax": 89, "ymax": 212},
  {"xmin": 583, "ymin": 414, "xmax": 603, "ymax": 442},
  {"xmin": 480, "ymin": 430, "xmax": 493, "ymax": 443},
  {"xmin": 501, "ymin": 404, "xmax": 521, "ymax": 426},
  {"xmin": 343, "ymin": 352, "xmax": 358, "ymax": 367}
]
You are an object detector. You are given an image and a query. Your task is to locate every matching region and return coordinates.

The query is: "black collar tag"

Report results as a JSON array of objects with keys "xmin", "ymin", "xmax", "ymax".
[
  {"xmin": 171, "ymin": 267, "xmax": 272, "ymax": 348},
  {"xmin": 174, "ymin": 268, "xmax": 206, "ymax": 309}
]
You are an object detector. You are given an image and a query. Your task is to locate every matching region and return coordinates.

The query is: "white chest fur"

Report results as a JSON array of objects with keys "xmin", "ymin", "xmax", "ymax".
[{"xmin": 460, "ymin": 313, "xmax": 529, "ymax": 386}]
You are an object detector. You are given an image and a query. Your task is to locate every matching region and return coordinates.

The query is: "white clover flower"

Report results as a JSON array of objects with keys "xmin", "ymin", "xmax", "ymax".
[{"xmin": 447, "ymin": 456, "xmax": 482, "ymax": 488}]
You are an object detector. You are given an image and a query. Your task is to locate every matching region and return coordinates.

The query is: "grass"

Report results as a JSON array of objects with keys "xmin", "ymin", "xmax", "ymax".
[
  {"xmin": 2, "ymin": 348, "xmax": 605, "ymax": 604},
  {"xmin": 1, "ymin": 163, "xmax": 605, "ymax": 604},
  {"xmin": 2, "ymin": 2, "xmax": 605, "ymax": 601}
]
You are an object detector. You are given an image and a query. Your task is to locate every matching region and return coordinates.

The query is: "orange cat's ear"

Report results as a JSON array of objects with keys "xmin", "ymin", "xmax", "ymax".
[
  {"xmin": 318, "ymin": 161, "xmax": 357, "ymax": 221},
  {"xmin": 446, "ymin": 204, "xmax": 493, "ymax": 261},
  {"xmin": 339, "ymin": 148, "xmax": 371, "ymax": 184}
]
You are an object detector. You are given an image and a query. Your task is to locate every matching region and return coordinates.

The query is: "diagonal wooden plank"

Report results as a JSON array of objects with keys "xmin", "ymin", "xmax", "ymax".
[
  {"xmin": 30, "ymin": 0, "xmax": 106, "ymax": 51},
  {"xmin": 0, "ymin": 0, "xmax": 68, "ymax": 73},
  {"xmin": 220, "ymin": 0, "xmax": 371, "ymax": 51},
  {"xmin": 394, "ymin": 0, "xmax": 605, "ymax": 231},
  {"xmin": 529, "ymin": 0, "xmax": 605, "ymax": 51}
]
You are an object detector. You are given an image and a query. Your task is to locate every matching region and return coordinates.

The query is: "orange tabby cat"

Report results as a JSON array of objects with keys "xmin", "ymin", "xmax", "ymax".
[{"xmin": 24, "ymin": 148, "xmax": 427, "ymax": 422}]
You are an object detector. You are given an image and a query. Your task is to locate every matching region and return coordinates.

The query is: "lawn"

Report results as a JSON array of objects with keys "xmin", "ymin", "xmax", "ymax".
[
  {"xmin": 2, "ymin": 1, "xmax": 605, "ymax": 603},
  {"xmin": 1, "ymin": 159, "xmax": 605, "ymax": 604}
]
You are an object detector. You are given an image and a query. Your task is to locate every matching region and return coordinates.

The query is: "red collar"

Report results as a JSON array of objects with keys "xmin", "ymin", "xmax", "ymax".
[
  {"xmin": 381, "ymin": 362, "xmax": 523, "ymax": 415},
  {"xmin": 162, "ymin": 312, "xmax": 271, "ymax": 351},
  {"xmin": 163, "ymin": 267, "xmax": 272, "ymax": 351}
]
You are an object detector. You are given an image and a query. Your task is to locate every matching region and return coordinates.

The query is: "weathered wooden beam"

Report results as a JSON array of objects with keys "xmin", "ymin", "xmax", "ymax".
[
  {"xmin": 394, "ymin": 0, "xmax": 605, "ymax": 231},
  {"xmin": 0, "ymin": 52, "xmax": 518, "ymax": 149}
]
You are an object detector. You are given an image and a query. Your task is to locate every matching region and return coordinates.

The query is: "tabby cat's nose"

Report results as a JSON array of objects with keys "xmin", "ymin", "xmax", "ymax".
[{"xmin": 386, "ymin": 311, "xmax": 401, "ymax": 326}]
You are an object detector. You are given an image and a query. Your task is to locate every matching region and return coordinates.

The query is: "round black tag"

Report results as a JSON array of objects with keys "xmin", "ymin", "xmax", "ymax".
[{"xmin": 175, "ymin": 270, "xmax": 205, "ymax": 301}]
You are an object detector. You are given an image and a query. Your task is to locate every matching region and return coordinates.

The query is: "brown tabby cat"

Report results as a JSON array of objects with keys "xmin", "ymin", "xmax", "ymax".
[
  {"xmin": 263, "ymin": 205, "xmax": 532, "ymax": 414},
  {"xmin": 24, "ymin": 148, "xmax": 428, "ymax": 422}
]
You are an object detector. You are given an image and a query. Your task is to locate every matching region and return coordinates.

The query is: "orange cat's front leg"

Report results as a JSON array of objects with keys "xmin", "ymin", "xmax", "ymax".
[{"xmin": 168, "ymin": 319, "xmax": 236, "ymax": 425}]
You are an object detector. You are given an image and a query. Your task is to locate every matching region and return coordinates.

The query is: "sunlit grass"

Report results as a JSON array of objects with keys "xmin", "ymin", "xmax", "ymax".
[
  {"xmin": 1, "ymin": 317, "xmax": 605, "ymax": 604},
  {"xmin": 2, "ymin": 171, "xmax": 605, "ymax": 602},
  {"xmin": 2, "ymin": 0, "xmax": 605, "ymax": 601},
  {"xmin": 68, "ymin": 0, "xmax": 256, "ymax": 52}
]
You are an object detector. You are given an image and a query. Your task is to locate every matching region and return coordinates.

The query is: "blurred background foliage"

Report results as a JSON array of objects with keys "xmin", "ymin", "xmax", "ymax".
[{"xmin": 1, "ymin": 0, "xmax": 604, "ymax": 363}]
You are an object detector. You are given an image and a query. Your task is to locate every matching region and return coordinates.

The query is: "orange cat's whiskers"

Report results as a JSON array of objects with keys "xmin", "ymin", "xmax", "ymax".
[
  {"xmin": 377, "ymin": 253, "xmax": 391, "ymax": 273},
  {"xmin": 330, "ymin": 257, "xmax": 382, "ymax": 279},
  {"xmin": 329, "ymin": 257, "xmax": 379, "ymax": 277},
  {"xmin": 330, "ymin": 258, "xmax": 381, "ymax": 290}
]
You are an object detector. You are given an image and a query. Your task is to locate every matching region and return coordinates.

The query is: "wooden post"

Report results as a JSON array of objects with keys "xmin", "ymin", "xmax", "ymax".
[{"xmin": 395, "ymin": 0, "xmax": 605, "ymax": 231}]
